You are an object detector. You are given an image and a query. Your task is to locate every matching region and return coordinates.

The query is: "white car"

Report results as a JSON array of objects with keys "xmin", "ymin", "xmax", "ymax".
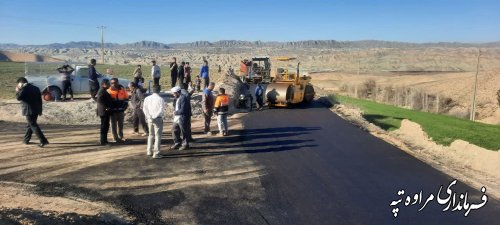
[{"xmin": 25, "ymin": 64, "xmax": 130, "ymax": 101}]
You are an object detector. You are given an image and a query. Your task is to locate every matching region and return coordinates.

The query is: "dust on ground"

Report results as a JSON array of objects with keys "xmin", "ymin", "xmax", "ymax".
[
  {"xmin": 0, "ymin": 112, "xmax": 268, "ymax": 225},
  {"xmin": 0, "ymin": 70, "xmax": 270, "ymax": 225}
]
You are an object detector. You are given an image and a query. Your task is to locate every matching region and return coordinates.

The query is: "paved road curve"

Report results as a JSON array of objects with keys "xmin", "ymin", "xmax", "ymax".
[
  {"xmin": 240, "ymin": 103, "xmax": 500, "ymax": 225},
  {"xmin": 1, "ymin": 102, "xmax": 499, "ymax": 225}
]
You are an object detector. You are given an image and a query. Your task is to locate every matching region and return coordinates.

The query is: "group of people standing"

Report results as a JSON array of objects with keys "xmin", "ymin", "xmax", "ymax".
[
  {"xmin": 92, "ymin": 58, "xmax": 229, "ymax": 159},
  {"xmin": 129, "ymin": 57, "xmax": 210, "ymax": 92},
  {"xmin": 15, "ymin": 57, "xmax": 230, "ymax": 154}
]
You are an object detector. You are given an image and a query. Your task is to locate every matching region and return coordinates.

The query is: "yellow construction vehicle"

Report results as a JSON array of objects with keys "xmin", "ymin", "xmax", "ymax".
[
  {"xmin": 265, "ymin": 57, "xmax": 315, "ymax": 107},
  {"xmin": 240, "ymin": 56, "xmax": 273, "ymax": 84}
]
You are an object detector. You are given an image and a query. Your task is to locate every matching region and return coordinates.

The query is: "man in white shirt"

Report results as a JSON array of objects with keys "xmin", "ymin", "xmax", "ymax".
[
  {"xmin": 151, "ymin": 60, "xmax": 161, "ymax": 86},
  {"xmin": 143, "ymin": 85, "xmax": 165, "ymax": 158}
]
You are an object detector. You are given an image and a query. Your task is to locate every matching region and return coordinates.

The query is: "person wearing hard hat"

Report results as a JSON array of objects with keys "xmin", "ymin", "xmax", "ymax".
[{"xmin": 171, "ymin": 86, "xmax": 192, "ymax": 150}]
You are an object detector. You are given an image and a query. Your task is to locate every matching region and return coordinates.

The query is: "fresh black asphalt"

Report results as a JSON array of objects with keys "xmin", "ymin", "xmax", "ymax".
[{"xmin": 239, "ymin": 103, "xmax": 500, "ymax": 225}]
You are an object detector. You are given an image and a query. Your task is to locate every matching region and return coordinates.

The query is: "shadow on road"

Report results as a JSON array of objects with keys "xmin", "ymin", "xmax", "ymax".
[{"xmin": 159, "ymin": 126, "xmax": 320, "ymax": 158}]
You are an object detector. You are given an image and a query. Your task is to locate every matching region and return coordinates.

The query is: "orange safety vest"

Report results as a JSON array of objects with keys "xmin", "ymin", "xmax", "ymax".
[
  {"xmin": 107, "ymin": 86, "xmax": 129, "ymax": 100},
  {"xmin": 214, "ymin": 94, "xmax": 229, "ymax": 113}
]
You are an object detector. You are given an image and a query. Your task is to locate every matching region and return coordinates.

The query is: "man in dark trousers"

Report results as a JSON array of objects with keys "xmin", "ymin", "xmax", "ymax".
[
  {"xmin": 57, "ymin": 64, "xmax": 74, "ymax": 101},
  {"xmin": 96, "ymin": 79, "xmax": 112, "ymax": 145},
  {"xmin": 255, "ymin": 82, "xmax": 264, "ymax": 110},
  {"xmin": 178, "ymin": 61, "xmax": 185, "ymax": 88},
  {"xmin": 129, "ymin": 82, "xmax": 148, "ymax": 136},
  {"xmin": 16, "ymin": 77, "xmax": 49, "ymax": 148},
  {"xmin": 202, "ymin": 82, "xmax": 215, "ymax": 134},
  {"xmin": 169, "ymin": 57, "xmax": 178, "ymax": 88},
  {"xmin": 170, "ymin": 86, "xmax": 192, "ymax": 150},
  {"xmin": 88, "ymin": 58, "xmax": 100, "ymax": 101}
]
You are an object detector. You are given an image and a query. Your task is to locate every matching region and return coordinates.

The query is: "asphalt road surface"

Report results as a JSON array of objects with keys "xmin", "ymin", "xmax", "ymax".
[
  {"xmin": 1, "ymin": 101, "xmax": 499, "ymax": 225},
  {"xmin": 238, "ymin": 102, "xmax": 500, "ymax": 225}
]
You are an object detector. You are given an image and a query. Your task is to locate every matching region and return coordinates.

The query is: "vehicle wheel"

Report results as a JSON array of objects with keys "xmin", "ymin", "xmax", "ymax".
[
  {"xmin": 43, "ymin": 86, "xmax": 62, "ymax": 102},
  {"xmin": 303, "ymin": 85, "xmax": 315, "ymax": 103}
]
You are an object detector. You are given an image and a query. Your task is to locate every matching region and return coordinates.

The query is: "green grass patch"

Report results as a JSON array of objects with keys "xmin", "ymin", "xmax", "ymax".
[
  {"xmin": 331, "ymin": 94, "xmax": 500, "ymax": 151},
  {"xmin": 0, "ymin": 61, "xmax": 221, "ymax": 99}
]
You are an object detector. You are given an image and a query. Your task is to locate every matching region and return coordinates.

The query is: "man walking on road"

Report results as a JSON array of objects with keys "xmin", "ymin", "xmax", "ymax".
[
  {"xmin": 88, "ymin": 59, "xmax": 100, "ymax": 101},
  {"xmin": 151, "ymin": 60, "xmax": 161, "ymax": 86},
  {"xmin": 16, "ymin": 77, "xmax": 49, "ymax": 148},
  {"xmin": 169, "ymin": 57, "xmax": 178, "ymax": 88},
  {"xmin": 96, "ymin": 79, "xmax": 112, "ymax": 145},
  {"xmin": 214, "ymin": 87, "xmax": 229, "ymax": 136},
  {"xmin": 171, "ymin": 86, "xmax": 191, "ymax": 150},
  {"xmin": 202, "ymin": 82, "xmax": 215, "ymax": 134},
  {"xmin": 143, "ymin": 85, "xmax": 165, "ymax": 159},
  {"xmin": 129, "ymin": 82, "xmax": 148, "ymax": 136}
]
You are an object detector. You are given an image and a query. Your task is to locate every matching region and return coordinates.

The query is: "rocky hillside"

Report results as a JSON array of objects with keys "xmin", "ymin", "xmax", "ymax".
[
  {"xmin": 0, "ymin": 50, "xmax": 64, "ymax": 62},
  {"xmin": 0, "ymin": 41, "xmax": 168, "ymax": 50},
  {"xmin": 3, "ymin": 40, "xmax": 500, "ymax": 50}
]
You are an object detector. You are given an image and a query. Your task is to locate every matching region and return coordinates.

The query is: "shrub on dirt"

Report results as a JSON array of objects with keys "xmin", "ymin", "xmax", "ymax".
[
  {"xmin": 357, "ymin": 79, "xmax": 376, "ymax": 99},
  {"xmin": 497, "ymin": 89, "xmax": 500, "ymax": 106}
]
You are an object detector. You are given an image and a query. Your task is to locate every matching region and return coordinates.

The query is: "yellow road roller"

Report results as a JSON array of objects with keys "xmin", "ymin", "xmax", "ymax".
[{"xmin": 265, "ymin": 57, "xmax": 315, "ymax": 107}]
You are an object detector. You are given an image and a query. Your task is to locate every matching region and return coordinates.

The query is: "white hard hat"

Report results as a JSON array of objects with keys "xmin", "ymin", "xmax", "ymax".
[{"xmin": 171, "ymin": 86, "xmax": 181, "ymax": 93}]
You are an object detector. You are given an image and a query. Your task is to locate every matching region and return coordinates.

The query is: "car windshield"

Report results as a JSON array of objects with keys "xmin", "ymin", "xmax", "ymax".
[{"xmin": 77, "ymin": 68, "xmax": 89, "ymax": 78}]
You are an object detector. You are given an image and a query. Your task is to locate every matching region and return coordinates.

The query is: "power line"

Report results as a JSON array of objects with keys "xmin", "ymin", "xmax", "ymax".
[
  {"xmin": 97, "ymin": 26, "xmax": 107, "ymax": 64},
  {"xmin": 470, "ymin": 48, "xmax": 481, "ymax": 121}
]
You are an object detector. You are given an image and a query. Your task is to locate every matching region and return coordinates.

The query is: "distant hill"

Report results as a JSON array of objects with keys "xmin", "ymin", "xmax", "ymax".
[
  {"xmin": 170, "ymin": 40, "xmax": 500, "ymax": 49},
  {"xmin": 0, "ymin": 41, "xmax": 168, "ymax": 50},
  {"xmin": 121, "ymin": 41, "xmax": 170, "ymax": 49},
  {"xmin": 0, "ymin": 50, "xmax": 64, "ymax": 62},
  {"xmin": 1, "ymin": 40, "xmax": 500, "ymax": 50}
]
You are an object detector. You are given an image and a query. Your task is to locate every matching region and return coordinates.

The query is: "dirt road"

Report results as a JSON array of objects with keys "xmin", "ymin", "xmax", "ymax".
[
  {"xmin": 0, "ymin": 116, "xmax": 268, "ymax": 224},
  {"xmin": 0, "ymin": 103, "xmax": 499, "ymax": 224}
]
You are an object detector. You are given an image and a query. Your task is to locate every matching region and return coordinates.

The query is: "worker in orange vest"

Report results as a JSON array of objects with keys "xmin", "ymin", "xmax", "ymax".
[
  {"xmin": 214, "ymin": 87, "xmax": 230, "ymax": 136},
  {"xmin": 107, "ymin": 78, "xmax": 129, "ymax": 142}
]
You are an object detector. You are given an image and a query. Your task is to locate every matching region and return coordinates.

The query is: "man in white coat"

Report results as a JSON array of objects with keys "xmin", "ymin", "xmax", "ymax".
[{"xmin": 143, "ymin": 85, "xmax": 165, "ymax": 159}]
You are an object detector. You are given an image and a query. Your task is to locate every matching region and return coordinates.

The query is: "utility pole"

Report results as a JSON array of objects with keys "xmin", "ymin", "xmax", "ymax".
[
  {"xmin": 470, "ymin": 48, "xmax": 481, "ymax": 121},
  {"xmin": 97, "ymin": 26, "xmax": 106, "ymax": 64}
]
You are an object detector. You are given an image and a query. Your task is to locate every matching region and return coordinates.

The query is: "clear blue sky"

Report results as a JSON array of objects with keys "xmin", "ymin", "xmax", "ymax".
[{"xmin": 0, "ymin": 0, "xmax": 499, "ymax": 44}]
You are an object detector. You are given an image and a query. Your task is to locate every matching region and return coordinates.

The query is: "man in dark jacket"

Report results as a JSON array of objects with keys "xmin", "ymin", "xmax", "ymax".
[
  {"xmin": 16, "ymin": 77, "xmax": 49, "ymax": 148},
  {"xmin": 96, "ymin": 79, "xmax": 112, "ymax": 145},
  {"xmin": 169, "ymin": 57, "xmax": 178, "ymax": 88},
  {"xmin": 202, "ymin": 82, "xmax": 215, "ymax": 134},
  {"xmin": 129, "ymin": 82, "xmax": 148, "ymax": 136},
  {"xmin": 255, "ymin": 82, "xmax": 264, "ymax": 110},
  {"xmin": 178, "ymin": 61, "xmax": 185, "ymax": 88},
  {"xmin": 170, "ymin": 86, "xmax": 192, "ymax": 150},
  {"xmin": 89, "ymin": 58, "xmax": 100, "ymax": 101}
]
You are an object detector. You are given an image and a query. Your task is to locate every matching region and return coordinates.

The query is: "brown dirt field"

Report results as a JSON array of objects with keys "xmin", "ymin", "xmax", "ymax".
[
  {"xmin": 0, "ymin": 50, "xmax": 64, "ymax": 62},
  {"xmin": 312, "ymin": 70, "xmax": 500, "ymax": 123},
  {"xmin": 0, "ymin": 116, "xmax": 265, "ymax": 224}
]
